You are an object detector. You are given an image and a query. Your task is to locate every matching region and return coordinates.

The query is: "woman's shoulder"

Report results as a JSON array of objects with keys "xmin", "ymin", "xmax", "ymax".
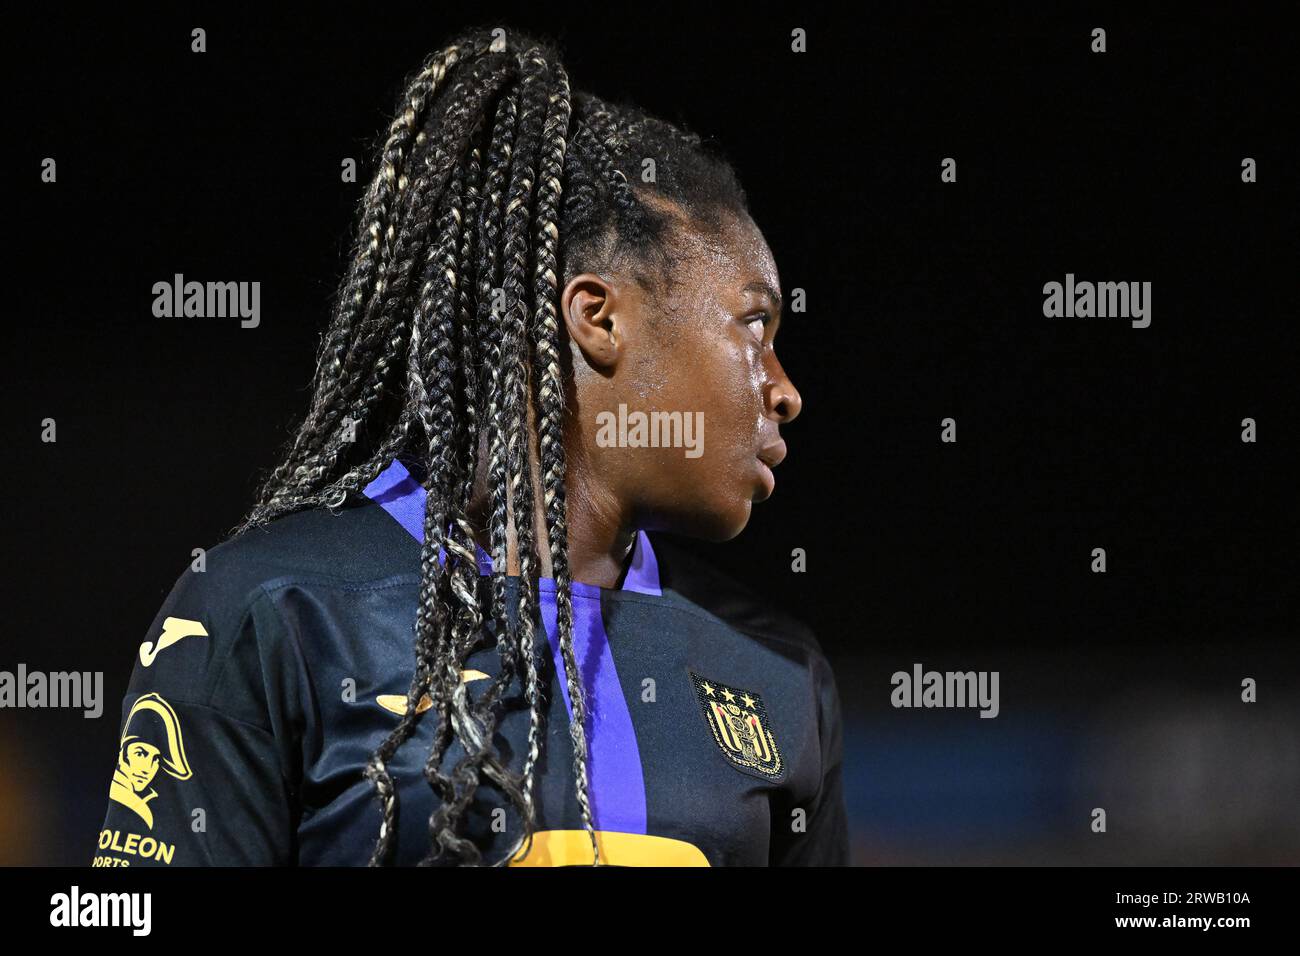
[
  {"xmin": 124, "ymin": 495, "xmax": 419, "ymax": 718},
  {"xmin": 203, "ymin": 494, "xmax": 421, "ymax": 594},
  {"xmin": 645, "ymin": 536, "xmax": 844, "ymax": 756},
  {"xmin": 136, "ymin": 497, "xmax": 415, "ymax": 669},
  {"xmin": 647, "ymin": 534, "xmax": 831, "ymax": 670}
]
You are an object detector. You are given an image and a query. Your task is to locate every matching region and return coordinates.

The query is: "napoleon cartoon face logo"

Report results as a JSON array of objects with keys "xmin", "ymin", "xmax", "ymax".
[
  {"xmin": 690, "ymin": 671, "xmax": 783, "ymax": 778},
  {"xmin": 108, "ymin": 692, "xmax": 193, "ymax": 829}
]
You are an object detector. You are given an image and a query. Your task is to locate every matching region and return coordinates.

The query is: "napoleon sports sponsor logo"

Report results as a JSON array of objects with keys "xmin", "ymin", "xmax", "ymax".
[
  {"xmin": 890, "ymin": 662, "xmax": 1000, "ymax": 718},
  {"xmin": 139, "ymin": 616, "xmax": 208, "ymax": 667},
  {"xmin": 151, "ymin": 273, "xmax": 261, "ymax": 328},
  {"xmin": 595, "ymin": 403, "xmax": 705, "ymax": 459},
  {"xmin": 1042, "ymin": 273, "xmax": 1152, "ymax": 328},
  {"xmin": 93, "ymin": 829, "xmax": 177, "ymax": 865},
  {"xmin": 0, "ymin": 664, "xmax": 102, "ymax": 718},
  {"xmin": 50, "ymin": 886, "xmax": 152, "ymax": 936}
]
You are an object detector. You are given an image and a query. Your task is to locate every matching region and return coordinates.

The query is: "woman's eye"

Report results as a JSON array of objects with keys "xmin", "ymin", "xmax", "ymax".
[{"xmin": 745, "ymin": 314, "xmax": 770, "ymax": 342}]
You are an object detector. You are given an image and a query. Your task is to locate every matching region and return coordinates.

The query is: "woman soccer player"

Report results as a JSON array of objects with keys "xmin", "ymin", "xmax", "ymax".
[{"xmin": 91, "ymin": 28, "xmax": 846, "ymax": 867}]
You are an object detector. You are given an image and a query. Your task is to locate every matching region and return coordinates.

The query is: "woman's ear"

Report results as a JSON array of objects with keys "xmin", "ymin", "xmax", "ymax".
[{"xmin": 561, "ymin": 273, "xmax": 622, "ymax": 370}]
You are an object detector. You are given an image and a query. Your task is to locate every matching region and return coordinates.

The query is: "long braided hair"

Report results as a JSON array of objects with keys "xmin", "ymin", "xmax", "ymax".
[{"xmin": 233, "ymin": 27, "xmax": 749, "ymax": 866}]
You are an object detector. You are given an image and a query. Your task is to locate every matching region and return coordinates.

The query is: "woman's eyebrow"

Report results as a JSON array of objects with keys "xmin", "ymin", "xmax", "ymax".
[{"xmin": 742, "ymin": 281, "xmax": 782, "ymax": 312}]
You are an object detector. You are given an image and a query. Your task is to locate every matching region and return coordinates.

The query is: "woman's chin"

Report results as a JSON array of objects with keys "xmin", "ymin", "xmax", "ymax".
[{"xmin": 694, "ymin": 500, "xmax": 754, "ymax": 542}]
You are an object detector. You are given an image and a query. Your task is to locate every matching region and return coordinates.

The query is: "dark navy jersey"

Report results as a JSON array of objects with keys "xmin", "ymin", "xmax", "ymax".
[{"xmin": 91, "ymin": 459, "xmax": 847, "ymax": 867}]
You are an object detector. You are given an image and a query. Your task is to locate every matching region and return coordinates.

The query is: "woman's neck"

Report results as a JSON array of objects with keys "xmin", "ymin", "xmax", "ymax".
[{"xmin": 467, "ymin": 447, "xmax": 636, "ymax": 590}]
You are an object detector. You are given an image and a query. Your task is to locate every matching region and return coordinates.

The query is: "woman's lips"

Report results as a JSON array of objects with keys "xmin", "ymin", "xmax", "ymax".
[
  {"xmin": 757, "ymin": 439, "xmax": 787, "ymax": 469},
  {"xmin": 755, "ymin": 439, "xmax": 787, "ymax": 499}
]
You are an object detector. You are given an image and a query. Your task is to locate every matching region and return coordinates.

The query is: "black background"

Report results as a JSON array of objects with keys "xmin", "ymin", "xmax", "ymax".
[{"xmin": 4, "ymin": 5, "xmax": 1296, "ymax": 866}]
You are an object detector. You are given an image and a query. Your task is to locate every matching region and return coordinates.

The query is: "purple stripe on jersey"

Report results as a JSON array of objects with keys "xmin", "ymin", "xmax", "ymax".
[
  {"xmin": 362, "ymin": 457, "xmax": 654, "ymax": 834},
  {"xmin": 536, "ymin": 581, "xmax": 647, "ymax": 834}
]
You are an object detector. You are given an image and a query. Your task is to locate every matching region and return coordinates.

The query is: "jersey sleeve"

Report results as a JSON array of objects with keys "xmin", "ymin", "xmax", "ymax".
[
  {"xmin": 90, "ymin": 563, "xmax": 302, "ymax": 867},
  {"xmin": 771, "ymin": 650, "xmax": 850, "ymax": 866}
]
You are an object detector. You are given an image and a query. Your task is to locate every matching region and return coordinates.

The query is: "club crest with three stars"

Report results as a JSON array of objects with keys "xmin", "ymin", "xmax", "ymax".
[{"xmin": 690, "ymin": 670, "xmax": 783, "ymax": 778}]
